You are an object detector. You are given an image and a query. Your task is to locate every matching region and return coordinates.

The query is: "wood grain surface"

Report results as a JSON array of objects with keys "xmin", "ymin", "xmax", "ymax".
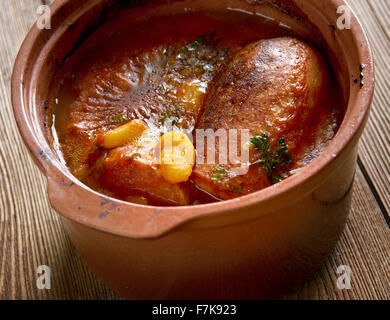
[{"xmin": 0, "ymin": 0, "xmax": 389, "ymax": 300}]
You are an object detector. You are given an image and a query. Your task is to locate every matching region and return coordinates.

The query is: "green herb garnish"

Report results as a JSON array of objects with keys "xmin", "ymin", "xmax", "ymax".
[
  {"xmin": 212, "ymin": 166, "xmax": 228, "ymax": 182},
  {"xmin": 230, "ymin": 185, "xmax": 243, "ymax": 195},
  {"xmin": 189, "ymin": 30, "xmax": 217, "ymax": 50},
  {"xmin": 250, "ymin": 133, "xmax": 292, "ymax": 184},
  {"xmin": 89, "ymin": 143, "xmax": 98, "ymax": 154},
  {"xmin": 159, "ymin": 103, "xmax": 182, "ymax": 125},
  {"xmin": 194, "ymin": 66, "xmax": 204, "ymax": 75},
  {"xmin": 110, "ymin": 113, "xmax": 128, "ymax": 124}
]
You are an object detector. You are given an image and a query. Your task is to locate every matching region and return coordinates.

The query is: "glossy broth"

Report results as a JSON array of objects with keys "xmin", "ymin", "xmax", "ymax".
[{"xmin": 50, "ymin": 8, "xmax": 342, "ymax": 206}]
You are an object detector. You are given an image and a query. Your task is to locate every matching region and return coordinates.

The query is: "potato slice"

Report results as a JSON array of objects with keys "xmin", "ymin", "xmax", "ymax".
[
  {"xmin": 97, "ymin": 119, "xmax": 147, "ymax": 149},
  {"xmin": 157, "ymin": 131, "xmax": 195, "ymax": 184}
]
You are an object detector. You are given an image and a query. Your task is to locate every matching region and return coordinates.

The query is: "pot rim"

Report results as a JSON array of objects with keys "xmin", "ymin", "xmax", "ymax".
[{"xmin": 11, "ymin": 0, "xmax": 375, "ymax": 239}]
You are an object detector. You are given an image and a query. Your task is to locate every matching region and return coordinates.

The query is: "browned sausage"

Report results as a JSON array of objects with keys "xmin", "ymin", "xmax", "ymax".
[{"xmin": 192, "ymin": 37, "xmax": 331, "ymax": 200}]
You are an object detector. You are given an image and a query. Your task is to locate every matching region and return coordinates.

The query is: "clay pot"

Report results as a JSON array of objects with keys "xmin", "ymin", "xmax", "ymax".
[{"xmin": 11, "ymin": 0, "xmax": 374, "ymax": 299}]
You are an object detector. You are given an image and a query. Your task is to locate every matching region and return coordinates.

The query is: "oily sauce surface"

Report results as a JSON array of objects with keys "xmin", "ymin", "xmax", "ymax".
[{"xmin": 51, "ymin": 10, "xmax": 342, "ymax": 206}]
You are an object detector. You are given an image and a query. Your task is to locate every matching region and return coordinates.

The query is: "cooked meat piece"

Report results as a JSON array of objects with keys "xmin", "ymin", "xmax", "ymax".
[
  {"xmin": 61, "ymin": 43, "xmax": 221, "ymax": 176},
  {"xmin": 192, "ymin": 37, "xmax": 331, "ymax": 200},
  {"xmin": 99, "ymin": 145, "xmax": 190, "ymax": 206}
]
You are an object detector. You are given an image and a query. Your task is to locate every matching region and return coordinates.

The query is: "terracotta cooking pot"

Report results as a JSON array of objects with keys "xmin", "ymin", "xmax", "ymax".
[{"xmin": 12, "ymin": 0, "xmax": 374, "ymax": 299}]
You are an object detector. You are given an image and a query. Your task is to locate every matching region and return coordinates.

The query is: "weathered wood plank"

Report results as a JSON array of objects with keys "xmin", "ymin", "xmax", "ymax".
[
  {"xmin": 285, "ymin": 169, "xmax": 390, "ymax": 300},
  {"xmin": 0, "ymin": 0, "xmax": 389, "ymax": 300},
  {"xmin": 0, "ymin": 0, "xmax": 121, "ymax": 300},
  {"xmin": 346, "ymin": 0, "xmax": 390, "ymax": 221}
]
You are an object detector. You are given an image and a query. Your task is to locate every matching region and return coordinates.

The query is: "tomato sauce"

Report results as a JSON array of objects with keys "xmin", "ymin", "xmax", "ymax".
[{"xmin": 50, "ymin": 8, "xmax": 343, "ymax": 206}]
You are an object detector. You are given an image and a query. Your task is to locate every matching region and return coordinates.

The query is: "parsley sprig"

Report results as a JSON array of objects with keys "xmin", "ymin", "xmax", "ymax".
[
  {"xmin": 250, "ymin": 133, "xmax": 293, "ymax": 184},
  {"xmin": 211, "ymin": 166, "xmax": 228, "ymax": 182},
  {"xmin": 110, "ymin": 113, "xmax": 128, "ymax": 125},
  {"xmin": 159, "ymin": 103, "xmax": 182, "ymax": 126}
]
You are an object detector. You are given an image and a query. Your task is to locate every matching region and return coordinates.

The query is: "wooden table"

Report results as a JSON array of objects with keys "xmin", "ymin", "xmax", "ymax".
[{"xmin": 0, "ymin": 0, "xmax": 389, "ymax": 300}]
